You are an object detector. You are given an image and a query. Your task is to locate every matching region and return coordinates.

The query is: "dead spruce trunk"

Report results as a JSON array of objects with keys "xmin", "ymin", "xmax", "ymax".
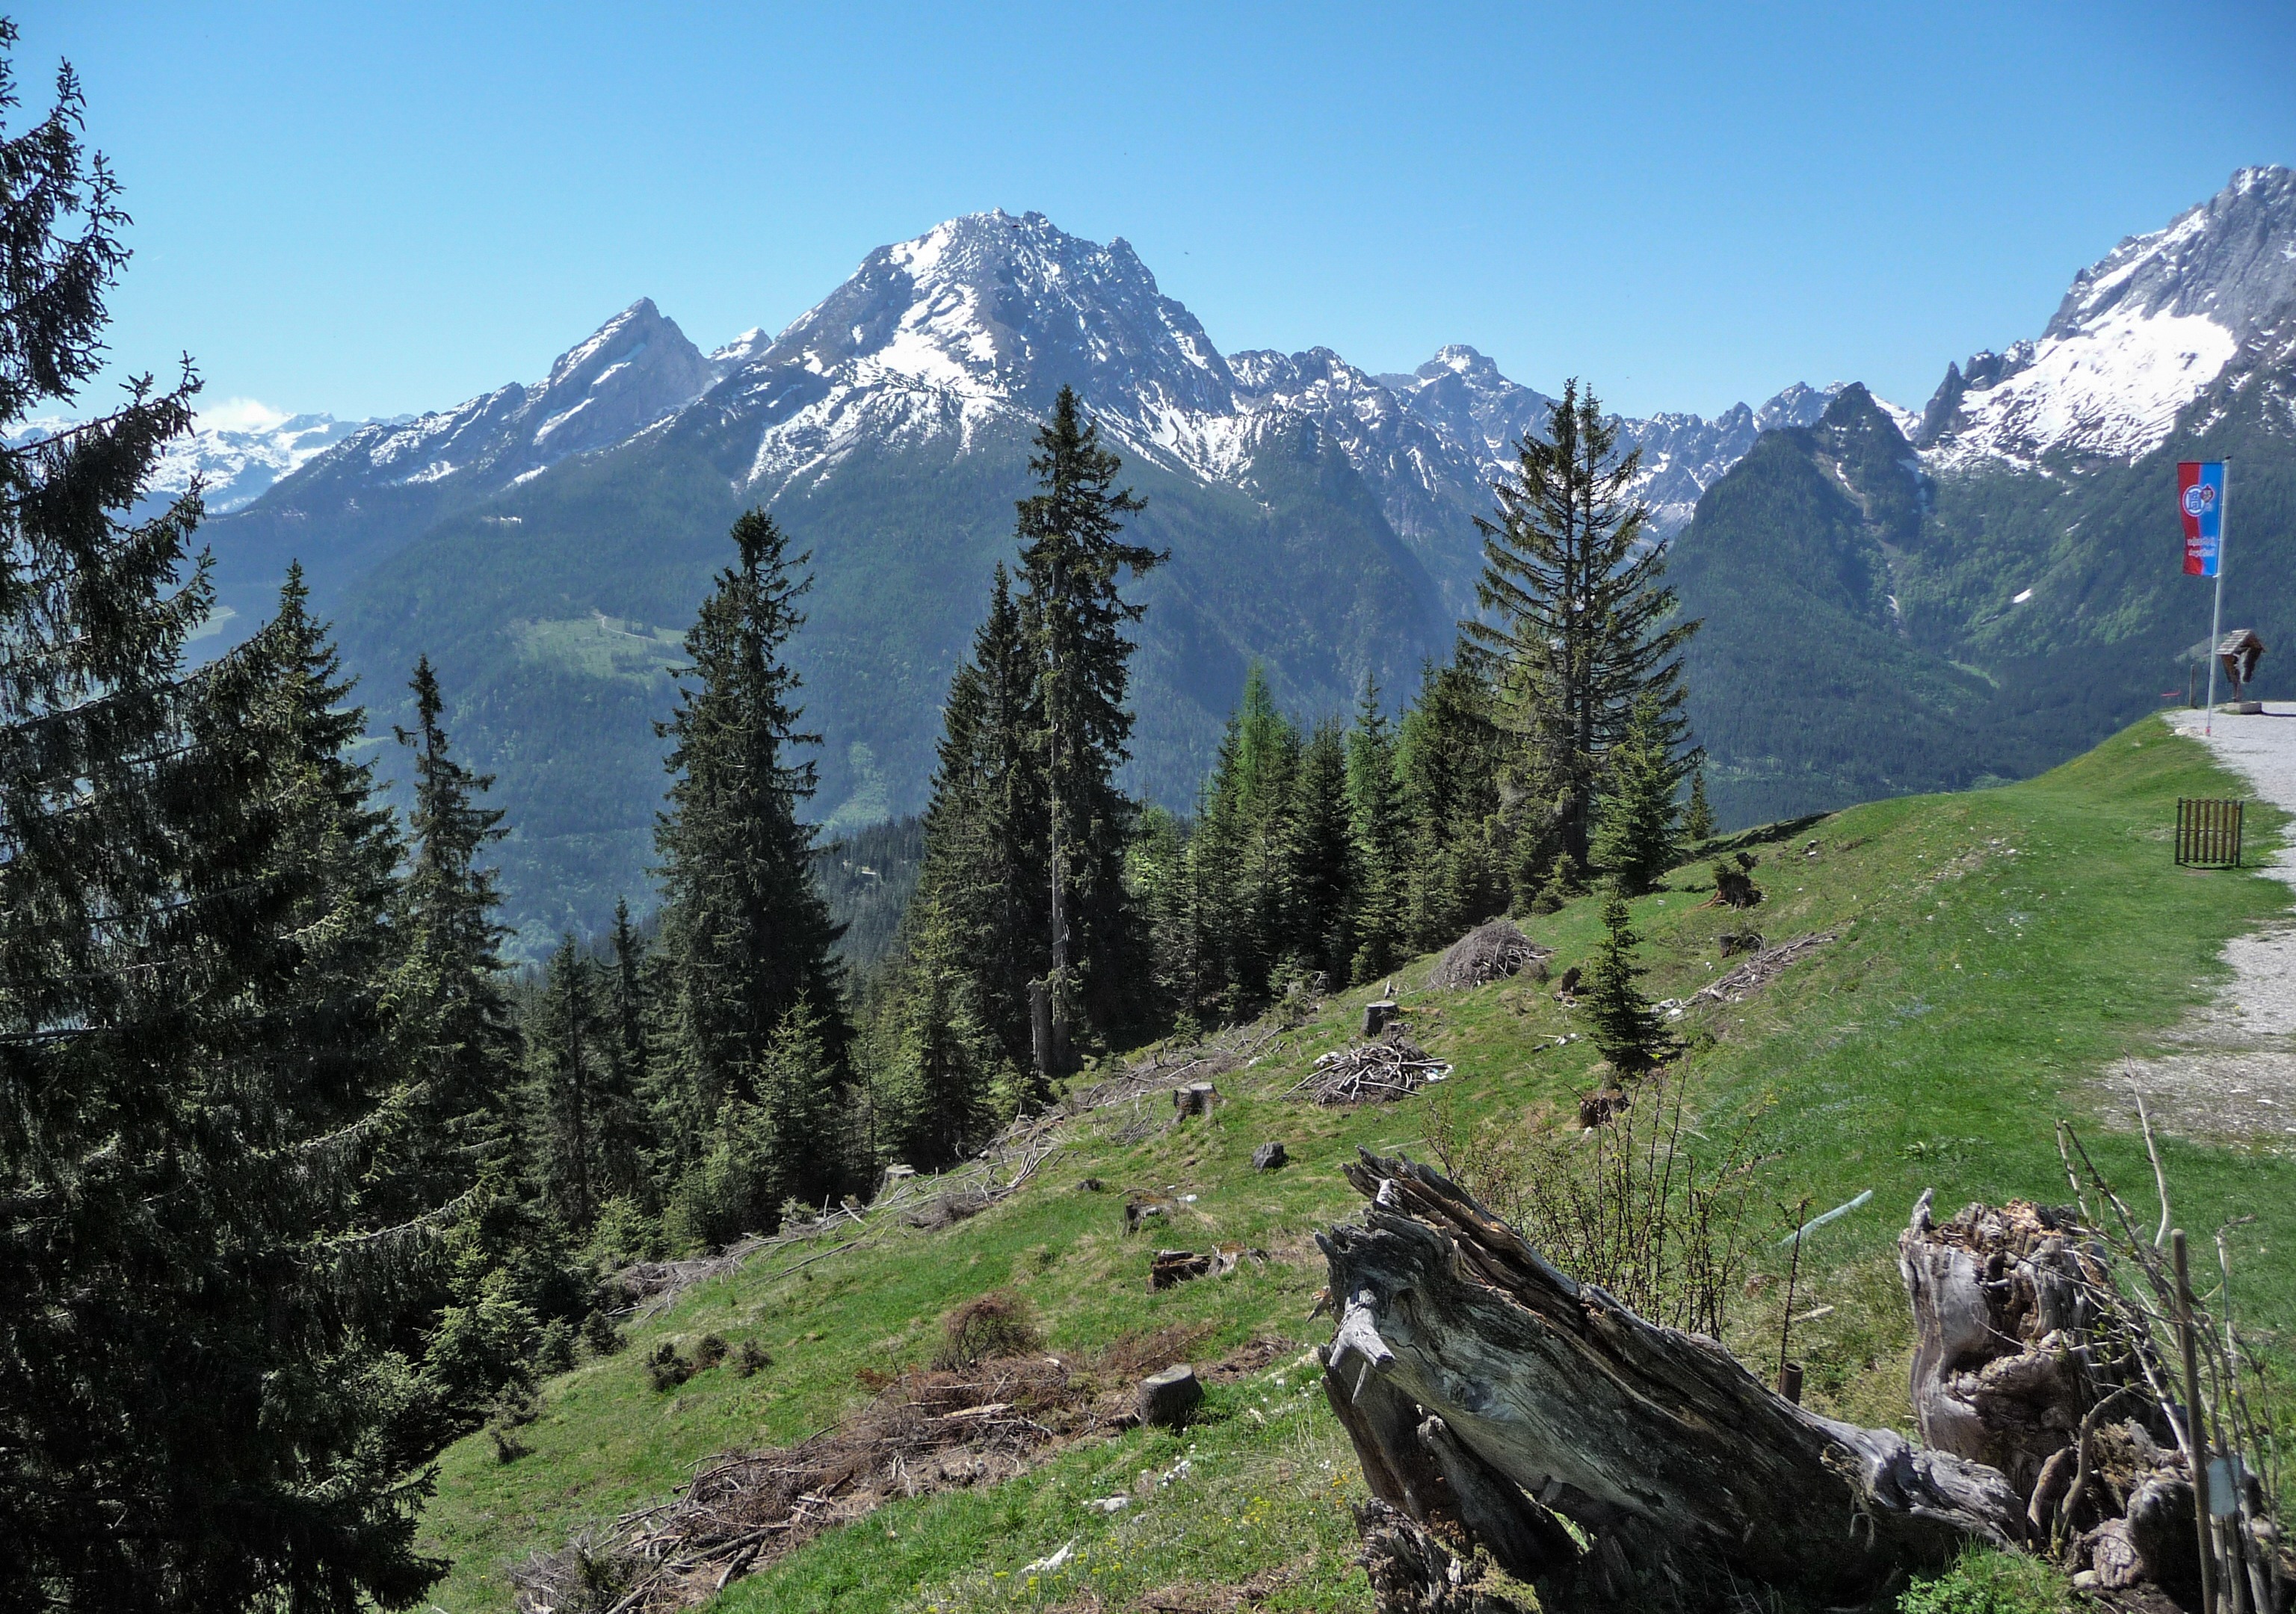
[{"xmin": 1318, "ymin": 1151, "xmax": 2024, "ymax": 1613}]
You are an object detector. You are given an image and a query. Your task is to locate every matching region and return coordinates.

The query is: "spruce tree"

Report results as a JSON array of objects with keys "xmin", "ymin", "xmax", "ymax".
[
  {"xmin": 1281, "ymin": 720, "xmax": 1357, "ymax": 989},
  {"xmin": 907, "ymin": 567, "xmax": 1046, "ymax": 1072},
  {"xmin": 1129, "ymin": 803, "xmax": 1203, "ymax": 1032},
  {"xmin": 883, "ymin": 894, "xmax": 1004, "ymax": 1169},
  {"xmin": 1683, "ymin": 762, "xmax": 1715, "ymax": 844},
  {"xmin": 1013, "ymin": 386, "xmax": 1161, "ymax": 1071},
  {"xmin": 528, "ymin": 938, "xmax": 608, "ymax": 1231},
  {"xmin": 654, "ymin": 510, "xmax": 848, "ymax": 1221},
  {"xmin": 376, "ymin": 656, "xmax": 521, "ymax": 1221},
  {"xmin": 602, "ymin": 898, "xmax": 659, "ymax": 1206},
  {"xmin": 1590, "ymin": 691, "xmax": 1683, "ymax": 894},
  {"xmin": 1582, "ymin": 886, "xmax": 1679, "ymax": 1075},
  {"xmin": 1464, "ymin": 380, "xmax": 1700, "ymax": 874},
  {"xmin": 0, "ymin": 39, "xmax": 439, "ymax": 1606},
  {"xmin": 1343, "ymin": 674, "xmax": 1407, "ymax": 983},
  {"xmin": 1395, "ymin": 658, "xmax": 1507, "ymax": 950},
  {"xmin": 242, "ymin": 564, "xmax": 407, "ymax": 1166}
]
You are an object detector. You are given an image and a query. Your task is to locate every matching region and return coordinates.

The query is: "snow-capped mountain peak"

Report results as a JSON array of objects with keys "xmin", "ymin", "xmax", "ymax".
[
  {"xmin": 1919, "ymin": 165, "xmax": 2296, "ymax": 467},
  {"xmin": 337, "ymin": 297, "xmax": 714, "ymax": 492},
  {"xmin": 747, "ymin": 209, "xmax": 1235, "ymax": 417}
]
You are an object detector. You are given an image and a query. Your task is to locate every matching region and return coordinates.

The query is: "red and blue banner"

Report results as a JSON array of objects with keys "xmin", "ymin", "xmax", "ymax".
[{"xmin": 2180, "ymin": 460, "xmax": 2226, "ymax": 576}]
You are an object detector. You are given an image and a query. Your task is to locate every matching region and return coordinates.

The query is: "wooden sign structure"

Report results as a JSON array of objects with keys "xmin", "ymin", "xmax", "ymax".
[{"xmin": 2216, "ymin": 628, "xmax": 2266, "ymax": 713}]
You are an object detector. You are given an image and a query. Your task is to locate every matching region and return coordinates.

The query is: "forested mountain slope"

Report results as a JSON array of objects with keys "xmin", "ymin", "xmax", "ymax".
[
  {"xmin": 1678, "ymin": 167, "xmax": 2296, "ymax": 826},
  {"xmin": 197, "ymin": 213, "xmax": 1849, "ymax": 950}
]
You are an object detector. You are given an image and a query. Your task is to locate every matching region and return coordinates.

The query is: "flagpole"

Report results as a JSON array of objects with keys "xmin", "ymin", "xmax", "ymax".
[{"xmin": 2205, "ymin": 463, "xmax": 2228, "ymax": 735}]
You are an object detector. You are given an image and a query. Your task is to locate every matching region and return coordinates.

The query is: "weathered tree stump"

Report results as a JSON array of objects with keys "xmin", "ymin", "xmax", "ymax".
[
  {"xmin": 1897, "ymin": 1191, "xmax": 2212, "ymax": 1602},
  {"xmin": 1319, "ymin": 1151, "xmax": 2024, "ymax": 1613},
  {"xmin": 1354, "ymin": 1499, "xmax": 1528, "ymax": 1614},
  {"xmin": 1123, "ymin": 1192, "xmax": 1173, "ymax": 1234},
  {"xmin": 1138, "ymin": 1364, "xmax": 1202, "ymax": 1429},
  {"xmin": 1252, "ymin": 1140, "xmax": 1289, "ymax": 1171},
  {"xmin": 1149, "ymin": 1249, "xmax": 1212, "ymax": 1290},
  {"xmin": 1172, "ymin": 1081, "xmax": 1219, "ymax": 1117},
  {"xmin": 1363, "ymin": 999, "xmax": 1399, "ymax": 1036}
]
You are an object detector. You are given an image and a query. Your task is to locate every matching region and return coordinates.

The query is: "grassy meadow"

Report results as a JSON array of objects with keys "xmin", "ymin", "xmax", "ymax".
[{"xmin": 416, "ymin": 717, "xmax": 2296, "ymax": 1613}]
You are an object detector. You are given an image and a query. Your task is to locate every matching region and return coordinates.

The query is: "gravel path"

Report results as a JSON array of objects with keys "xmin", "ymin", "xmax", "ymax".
[{"xmin": 2110, "ymin": 705, "xmax": 2296, "ymax": 1145}]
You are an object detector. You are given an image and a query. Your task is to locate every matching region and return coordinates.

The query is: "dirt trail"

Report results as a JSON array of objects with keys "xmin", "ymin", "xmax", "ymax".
[{"xmin": 2108, "ymin": 705, "xmax": 2296, "ymax": 1145}]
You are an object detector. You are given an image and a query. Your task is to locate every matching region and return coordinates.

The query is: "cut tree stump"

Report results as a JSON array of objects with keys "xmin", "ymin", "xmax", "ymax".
[
  {"xmin": 1172, "ymin": 1081, "xmax": 1219, "ymax": 1118},
  {"xmin": 1318, "ymin": 1151, "xmax": 2025, "ymax": 1613},
  {"xmin": 1252, "ymin": 1141, "xmax": 1289, "ymax": 1171},
  {"xmin": 1138, "ymin": 1363, "xmax": 1203, "ymax": 1429},
  {"xmin": 1149, "ymin": 1249, "xmax": 1212, "ymax": 1290}
]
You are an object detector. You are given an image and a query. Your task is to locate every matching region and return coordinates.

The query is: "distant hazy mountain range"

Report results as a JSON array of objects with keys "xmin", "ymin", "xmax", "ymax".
[{"xmin": 167, "ymin": 165, "xmax": 2295, "ymax": 949}]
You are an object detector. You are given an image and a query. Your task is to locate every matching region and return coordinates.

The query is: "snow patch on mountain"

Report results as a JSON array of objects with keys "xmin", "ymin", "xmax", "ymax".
[
  {"xmin": 6, "ymin": 401, "xmax": 362, "ymax": 514},
  {"xmin": 334, "ymin": 298, "xmax": 714, "ymax": 492},
  {"xmin": 1922, "ymin": 165, "xmax": 2296, "ymax": 468}
]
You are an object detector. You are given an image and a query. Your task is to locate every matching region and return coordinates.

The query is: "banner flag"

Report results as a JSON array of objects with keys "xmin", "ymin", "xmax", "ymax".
[{"xmin": 2181, "ymin": 460, "xmax": 2226, "ymax": 576}]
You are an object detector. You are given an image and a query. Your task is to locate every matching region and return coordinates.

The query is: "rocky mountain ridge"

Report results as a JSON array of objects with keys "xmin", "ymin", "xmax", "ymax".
[{"xmin": 1919, "ymin": 164, "xmax": 2296, "ymax": 469}]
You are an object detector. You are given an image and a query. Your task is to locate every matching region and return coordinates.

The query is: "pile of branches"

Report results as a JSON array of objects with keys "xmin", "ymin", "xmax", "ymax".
[
  {"xmin": 1292, "ymin": 1030, "xmax": 1450, "ymax": 1106},
  {"xmin": 899, "ymin": 1136, "xmax": 1061, "ymax": 1230},
  {"xmin": 614, "ymin": 1206, "xmax": 866, "ymax": 1320},
  {"xmin": 1688, "ymin": 930, "xmax": 1835, "ymax": 1006},
  {"xmin": 512, "ymin": 1356, "xmax": 1120, "ymax": 1614},
  {"xmin": 1427, "ymin": 919, "xmax": 1552, "ymax": 991},
  {"xmin": 610, "ymin": 1125, "xmax": 1064, "ymax": 1320}
]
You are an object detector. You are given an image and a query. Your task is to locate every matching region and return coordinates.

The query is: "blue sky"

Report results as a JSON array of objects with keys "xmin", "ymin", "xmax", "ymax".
[{"xmin": 25, "ymin": 1, "xmax": 2296, "ymax": 425}]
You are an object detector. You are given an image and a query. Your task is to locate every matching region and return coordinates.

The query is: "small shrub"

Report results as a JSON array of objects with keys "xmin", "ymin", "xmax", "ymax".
[
  {"xmin": 580, "ymin": 1309, "xmax": 625, "ymax": 1358},
  {"xmin": 932, "ymin": 1290, "xmax": 1043, "ymax": 1370},
  {"xmin": 534, "ymin": 1318, "xmax": 576, "ymax": 1376},
  {"xmin": 483, "ymin": 1382, "xmax": 540, "ymax": 1464},
  {"xmin": 736, "ymin": 1339, "xmax": 771, "ymax": 1377},
  {"xmin": 584, "ymin": 1196, "xmax": 668, "ymax": 1269},
  {"xmin": 487, "ymin": 1423, "xmax": 531, "ymax": 1464},
  {"xmin": 645, "ymin": 1342, "xmax": 691, "ymax": 1392},
  {"xmin": 1898, "ymin": 1550, "xmax": 2075, "ymax": 1614},
  {"xmin": 692, "ymin": 1333, "xmax": 728, "ymax": 1370},
  {"xmin": 1426, "ymin": 1068, "xmax": 1763, "ymax": 1338}
]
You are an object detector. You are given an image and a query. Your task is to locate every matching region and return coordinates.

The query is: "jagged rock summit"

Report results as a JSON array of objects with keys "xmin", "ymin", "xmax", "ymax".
[
  {"xmin": 327, "ymin": 296, "xmax": 717, "ymax": 496},
  {"xmin": 1919, "ymin": 164, "xmax": 2296, "ymax": 467}
]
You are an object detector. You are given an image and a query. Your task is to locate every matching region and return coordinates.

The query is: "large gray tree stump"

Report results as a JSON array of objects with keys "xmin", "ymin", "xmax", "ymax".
[{"xmin": 1318, "ymin": 1151, "xmax": 2025, "ymax": 1613}]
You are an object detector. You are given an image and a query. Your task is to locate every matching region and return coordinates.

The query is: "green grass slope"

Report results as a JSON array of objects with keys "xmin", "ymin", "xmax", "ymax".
[{"xmin": 417, "ymin": 718, "xmax": 2296, "ymax": 1613}]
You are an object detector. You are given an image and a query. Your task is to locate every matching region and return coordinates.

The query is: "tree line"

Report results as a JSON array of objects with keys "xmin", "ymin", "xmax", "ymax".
[
  {"xmin": 0, "ymin": 35, "xmax": 1706, "ymax": 1608},
  {"xmin": 862, "ymin": 378, "xmax": 1712, "ymax": 1166}
]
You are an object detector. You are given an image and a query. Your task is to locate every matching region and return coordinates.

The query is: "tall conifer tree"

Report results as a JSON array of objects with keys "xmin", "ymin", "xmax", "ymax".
[
  {"xmin": 1591, "ymin": 691, "xmax": 1685, "ymax": 894},
  {"xmin": 908, "ymin": 567, "xmax": 1046, "ymax": 1070},
  {"xmin": 654, "ymin": 510, "xmax": 847, "ymax": 1218},
  {"xmin": 376, "ymin": 656, "xmax": 520, "ymax": 1219},
  {"xmin": 528, "ymin": 938, "xmax": 624, "ymax": 1231},
  {"xmin": 1282, "ymin": 721, "xmax": 1357, "ymax": 988},
  {"xmin": 0, "ymin": 38, "xmax": 439, "ymax": 1607},
  {"xmin": 1344, "ymin": 675, "xmax": 1407, "ymax": 983},
  {"xmin": 1013, "ymin": 386, "xmax": 1161, "ymax": 1071},
  {"xmin": 1395, "ymin": 658, "xmax": 1507, "ymax": 950},
  {"xmin": 1464, "ymin": 380, "xmax": 1700, "ymax": 874}
]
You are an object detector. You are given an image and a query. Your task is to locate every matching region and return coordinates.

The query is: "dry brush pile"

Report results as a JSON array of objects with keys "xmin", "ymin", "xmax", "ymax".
[{"xmin": 512, "ymin": 1314, "xmax": 1223, "ymax": 1614}]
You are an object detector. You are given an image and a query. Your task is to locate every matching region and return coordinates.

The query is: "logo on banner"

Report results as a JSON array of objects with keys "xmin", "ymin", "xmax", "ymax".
[{"xmin": 2183, "ymin": 483, "xmax": 2218, "ymax": 519}]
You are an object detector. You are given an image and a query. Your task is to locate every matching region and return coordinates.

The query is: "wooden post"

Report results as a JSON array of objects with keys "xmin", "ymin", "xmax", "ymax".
[{"xmin": 2175, "ymin": 1229, "xmax": 2217, "ymax": 1614}]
